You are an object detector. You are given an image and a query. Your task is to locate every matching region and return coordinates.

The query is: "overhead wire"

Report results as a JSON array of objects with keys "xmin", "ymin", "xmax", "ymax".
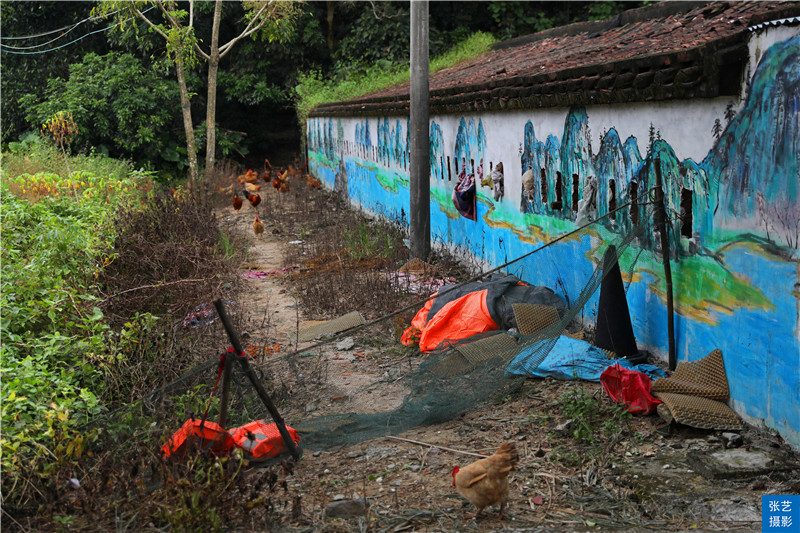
[
  {"xmin": 0, "ymin": 22, "xmax": 87, "ymax": 50},
  {"xmin": 1, "ymin": 8, "xmax": 123, "ymax": 40},
  {"xmin": 0, "ymin": 6, "xmax": 154, "ymax": 55}
]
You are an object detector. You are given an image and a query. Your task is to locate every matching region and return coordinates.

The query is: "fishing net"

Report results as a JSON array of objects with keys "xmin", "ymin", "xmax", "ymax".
[{"xmin": 104, "ymin": 197, "xmax": 658, "ymax": 455}]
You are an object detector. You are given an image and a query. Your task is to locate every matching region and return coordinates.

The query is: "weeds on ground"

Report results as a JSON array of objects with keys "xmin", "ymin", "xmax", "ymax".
[
  {"xmin": 255, "ymin": 180, "xmax": 471, "ymax": 322},
  {"xmin": 2, "ymin": 132, "xmax": 135, "ymax": 182},
  {"xmin": 555, "ymin": 385, "xmax": 634, "ymax": 489}
]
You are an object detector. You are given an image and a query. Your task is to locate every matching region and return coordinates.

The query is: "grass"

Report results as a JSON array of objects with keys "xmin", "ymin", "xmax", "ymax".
[
  {"xmin": 294, "ymin": 31, "xmax": 497, "ymax": 128},
  {"xmin": 2, "ymin": 133, "xmax": 135, "ymax": 182}
]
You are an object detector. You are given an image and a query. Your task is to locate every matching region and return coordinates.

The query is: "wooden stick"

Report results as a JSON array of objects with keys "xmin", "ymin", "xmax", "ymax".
[
  {"xmin": 108, "ymin": 278, "xmax": 210, "ymax": 298},
  {"xmin": 385, "ymin": 436, "xmax": 487, "ymax": 458},
  {"xmin": 217, "ymin": 350, "xmax": 234, "ymax": 428},
  {"xmin": 654, "ymin": 160, "xmax": 676, "ymax": 371},
  {"xmin": 213, "ymin": 300, "xmax": 300, "ymax": 460}
]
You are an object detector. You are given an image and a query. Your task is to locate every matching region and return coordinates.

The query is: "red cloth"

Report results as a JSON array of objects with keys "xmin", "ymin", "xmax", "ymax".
[{"xmin": 600, "ymin": 364, "xmax": 662, "ymax": 415}]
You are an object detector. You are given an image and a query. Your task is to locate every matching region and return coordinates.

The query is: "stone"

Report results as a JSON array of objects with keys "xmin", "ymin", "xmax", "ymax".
[
  {"xmin": 324, "ymin": 498, "xmax": 369, "ymax": 519},
  {"xmin": 336, "ymin": 337, "xmax": 355, "ymax": 351},
  {"xmin": 555, "ymin": 419, "xmax": 574, "ymax": 432},
  {"xmin": 688, "ymin": 448, "xmax": 800, "ymax": 480},
  {"xmin": 721, "ymin": 432, "xmax": 743, "ymax": 448}
]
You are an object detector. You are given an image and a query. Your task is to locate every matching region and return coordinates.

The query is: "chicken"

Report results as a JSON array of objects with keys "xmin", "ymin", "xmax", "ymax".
[
  {"xmin": 306, "ymin": 174, "xmax": 321, "ymax": 189},
  {"xmin": 244, "ymin": 191, "xmax": 261, "ymax": 209},
  {"xmin": 244, "ymin": 181, "xmax": 261, "ymax": 192},
  {"xmin": 244, "ymin": 169, "xmax": 260, "ymax": 183},
  {"xmin": 452, "ymin": 441, "xmax": 518, "ymax": 519},
  {"xmin": 232, "ymin": 193, "xmax": 243, "ymax": 211},
  {"xmin": 253, "ymin": 215, "xmax": 264, "ymax": 236}
]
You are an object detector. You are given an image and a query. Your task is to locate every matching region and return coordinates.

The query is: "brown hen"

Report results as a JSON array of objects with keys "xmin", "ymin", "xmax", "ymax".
[
  {"xmin": 253, "ymin": 215, "xmax": 264, "ymax": 236},
  {"xmin": 452, "ymin": 441, "xmax": 518, "ymax": 519}
]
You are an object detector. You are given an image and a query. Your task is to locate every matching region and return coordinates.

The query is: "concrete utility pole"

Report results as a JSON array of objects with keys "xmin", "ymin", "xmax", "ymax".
[{"xmin": 409, "ymin": 0, "xmax": 430, "ymax": 260}]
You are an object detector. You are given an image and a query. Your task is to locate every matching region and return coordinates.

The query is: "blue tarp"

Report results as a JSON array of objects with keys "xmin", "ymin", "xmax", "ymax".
[{"xmin": 506, "ymin": 335, "xmax": 668, "ymax": 382}]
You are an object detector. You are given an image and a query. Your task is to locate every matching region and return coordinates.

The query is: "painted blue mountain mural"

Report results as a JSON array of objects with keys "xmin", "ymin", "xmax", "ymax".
[
  {"xmin": 595, "ymin": 128, "xmax": 640, "ymax": 222},
  {"xmin": 430, "ymin": 122, "xmax": 445, "ymax": 181},
  {"xmin": 705, "ymin": 36, "xmax": 800, "ymax": 248},
  {"xmin": 560, "ymin": 107, "xmax": 592, "ymax": 217},
  {"xmin": 454, "ymin": 118, "xmax": 486, "ymax": 176}
]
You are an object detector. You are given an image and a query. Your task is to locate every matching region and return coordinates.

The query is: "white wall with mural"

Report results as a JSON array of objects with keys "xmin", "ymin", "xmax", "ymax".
[{"xmin": 307, "ymin": 33, "xmax": 800, "ymax": 448}]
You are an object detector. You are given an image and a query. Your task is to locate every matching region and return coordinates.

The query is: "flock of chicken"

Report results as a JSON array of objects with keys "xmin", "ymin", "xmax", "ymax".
[
  {"xmin": 225, "ymin": 158, "xmax": 322, "ymax": 236},
  {"xmin": 227, "ymin": 158, "xmax": 519, "ymax": 518}
]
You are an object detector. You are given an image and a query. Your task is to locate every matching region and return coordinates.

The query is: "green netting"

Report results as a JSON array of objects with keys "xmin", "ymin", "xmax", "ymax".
[
  {"xmin": 99, "ymin": 197, "xmax": 657, "ymax": 455},
  {"xmin": 277, "ymin": 200, "xmax": 655, "ymax": 451}
]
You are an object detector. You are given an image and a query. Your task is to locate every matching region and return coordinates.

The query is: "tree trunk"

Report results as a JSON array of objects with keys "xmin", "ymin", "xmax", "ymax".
[
  {"xmin": 176, "ymin": 57, "xmax": 199, "ymax": 183},
  {"xmin": 204, "ymin": 0, "xmax": 223, "ymax": 181},
  {"xmin": 326, "ymin": 1, "xmax": 335, "ymax": 53}
]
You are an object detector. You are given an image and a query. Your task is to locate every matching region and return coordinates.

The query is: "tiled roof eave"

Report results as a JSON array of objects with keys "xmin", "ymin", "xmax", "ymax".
[{"xmin": 309, "ymin": 33, "xmax": 747, "ymax": 118}]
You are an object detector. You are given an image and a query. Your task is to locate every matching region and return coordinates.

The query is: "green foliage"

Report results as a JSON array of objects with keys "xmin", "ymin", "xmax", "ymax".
[
  {"xmin": 343, "ymin": 220, "xmax": 396, "ymax": 261},
  {"xmin": 332, "ymin": 3, "xmax": 411, "ymax": 72},
  {"xmin": 487, "ymin": 2, "xmax": 555, "ymax": 39},
  {"xmin": 2, "ymin": 133, "xmax": 134, "ymax": 182},
  {"xmin": 294, "ymin": 31, "xmax": 496, "ymax": 129},
  {"xmin": 0, "ymin": 168, "xmax": 151, "ymax": 504},
  {"xmin": 20, "ymin": 52, "xmax": 180, "ymax": 167},
  {"xmin": 0, "ymin": 2, "xmax": 109, "ymax": 147},
  {"xmin": 558, "ymin": 386, "xmax": 632, "ymax": 445},
  {"xmin": 587, "ymin": 1, "xmax": 628, "ymax": 21}
]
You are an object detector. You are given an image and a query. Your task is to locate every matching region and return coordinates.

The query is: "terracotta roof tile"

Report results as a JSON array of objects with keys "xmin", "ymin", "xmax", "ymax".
[{"xmin": 311, "ymin": 1, "xmax": 800, "ymax": 117}]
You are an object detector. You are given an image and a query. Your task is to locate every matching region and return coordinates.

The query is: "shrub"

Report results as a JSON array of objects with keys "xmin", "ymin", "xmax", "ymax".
[
  {"xmin": 0, "ymin": 171, "xmax": 150, "ymax": 505},
  {"xmin": 2, "ymin": 131, "xmax": 135, "ymax": 181},
  {"xmin": 97, "ymin": 188, "xmax": 244, "ymax": 328},
  {"xmin": 19, "ymin": 52, "xmax": 180, "ymax": 168}
]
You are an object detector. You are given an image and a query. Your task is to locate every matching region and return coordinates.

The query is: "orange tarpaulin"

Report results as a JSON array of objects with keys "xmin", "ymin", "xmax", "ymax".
[
  {"xmin": 417, "ymin": 290, "xmax": 498, "ymax": 352},
  {"xmin": 401, "ymin": 275, "xmax": 567, "ymax": 353}
]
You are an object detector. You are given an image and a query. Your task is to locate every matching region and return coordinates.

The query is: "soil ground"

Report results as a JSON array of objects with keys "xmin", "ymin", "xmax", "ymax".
[{"xmin": 213, "ymin": 185, "xmax": 800, "ymax": 533}]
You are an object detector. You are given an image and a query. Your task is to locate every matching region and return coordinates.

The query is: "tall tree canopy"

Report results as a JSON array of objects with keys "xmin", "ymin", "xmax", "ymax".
[{"xmin": 2, "ymin": 1, "xmax": 640, "ymax": 177}]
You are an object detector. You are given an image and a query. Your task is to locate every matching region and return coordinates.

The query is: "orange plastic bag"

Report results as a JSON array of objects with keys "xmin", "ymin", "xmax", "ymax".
[{"xmin": 600, "ymin": 364, "xmax": 662, "ymax": 415}]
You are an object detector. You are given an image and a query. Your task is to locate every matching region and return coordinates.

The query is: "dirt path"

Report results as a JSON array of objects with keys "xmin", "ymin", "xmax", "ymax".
[
  {"xmin": 218, "ymin": 206, "xmax": 309, "ymax": 348},
  {"xmin": 217, "ymin": 202, "xmax": 799, "ymax": 533}
]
